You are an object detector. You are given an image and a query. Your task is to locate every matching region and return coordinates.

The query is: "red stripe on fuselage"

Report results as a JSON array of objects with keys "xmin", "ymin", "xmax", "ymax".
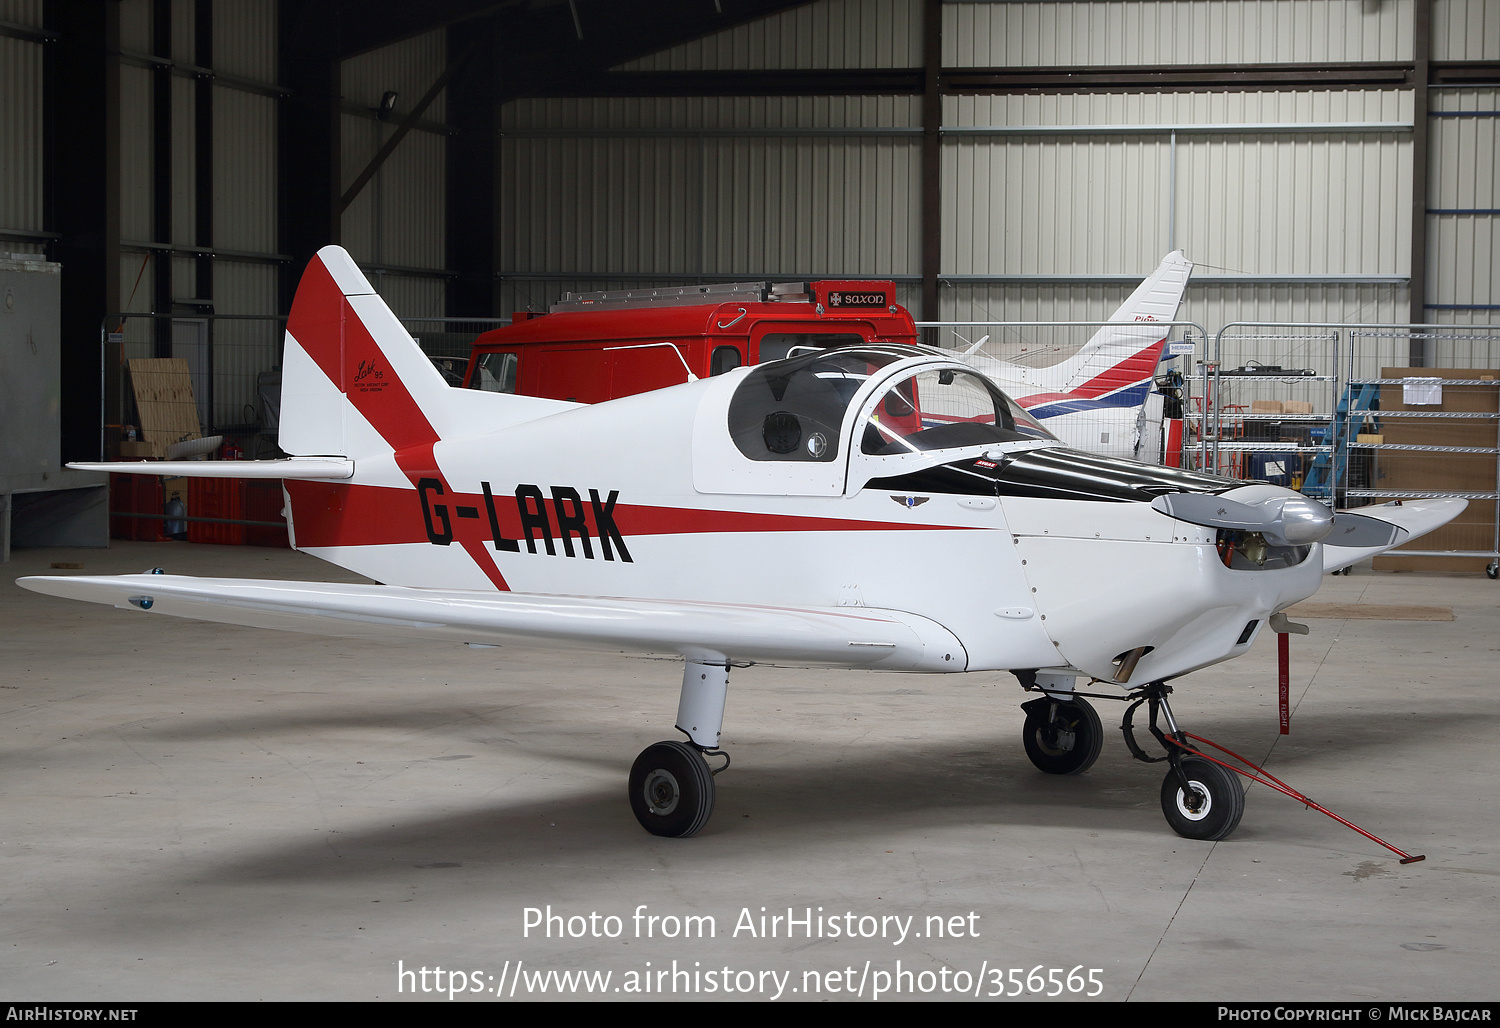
[
  {"xmin": 1016, "ymin": 338, "xmax": 1166, "ymax": 406},
  {"xmin": 392, "ymin": 443, "xmax": 511, "ymax": 591},
  {"xmin": 286, "ymin": 481, "xmax": 965, "ymax": 552}
]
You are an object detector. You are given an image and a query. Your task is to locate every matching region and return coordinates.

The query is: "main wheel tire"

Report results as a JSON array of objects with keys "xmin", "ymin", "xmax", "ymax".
[
  {"xmin": 1160, "ymin": 756, "xmax": 1245, "ymax": 841},
  {"xmin": 629, "ymin": 741, "xmax": 716, "ymax": 838},
  {"xmin": 1021, "ymin": 697, "xmax": 1103, "ymax": 775}
]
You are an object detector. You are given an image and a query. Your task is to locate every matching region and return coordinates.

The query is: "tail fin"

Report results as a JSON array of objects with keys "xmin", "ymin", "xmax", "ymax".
[
  {"xmin": 1043, "ymin": 250, "xmax": 1193, "ymax": 394},
  {"xmin": 280, "ymin": 246, "xmax": 451, "ymax": 459},
  {"xmin": 973, "ymin": 251, "xmax": 1193, "ymax": 402}
]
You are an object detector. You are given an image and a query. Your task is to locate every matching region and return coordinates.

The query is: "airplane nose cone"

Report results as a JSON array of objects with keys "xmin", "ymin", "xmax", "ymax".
[{"xmin": 1273, "ymin": 495, "xmax": 1334, "ymax": 545}]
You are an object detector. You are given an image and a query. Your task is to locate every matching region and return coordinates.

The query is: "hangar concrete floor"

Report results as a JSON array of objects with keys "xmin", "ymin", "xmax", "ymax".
[{"xmin": 3, "ymin": 540, "xmax": 1498, "ymax": 1002}]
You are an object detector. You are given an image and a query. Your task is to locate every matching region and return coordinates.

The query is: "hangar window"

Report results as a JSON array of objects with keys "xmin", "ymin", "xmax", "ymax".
[{"xmin": 728, "ymin": 349, "xmax": 904, "ymax": 462}]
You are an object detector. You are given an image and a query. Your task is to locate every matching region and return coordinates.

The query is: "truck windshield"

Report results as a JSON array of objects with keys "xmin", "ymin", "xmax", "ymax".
[{"xmin": 470, "ymin": 351, "xmax": 518, "ymax": 393}]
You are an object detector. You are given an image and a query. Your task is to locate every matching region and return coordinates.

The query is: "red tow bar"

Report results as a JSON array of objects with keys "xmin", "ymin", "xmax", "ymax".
[{"xmin": 1167, "ymin": 733, "xmax": 1426, "ymax": 864}]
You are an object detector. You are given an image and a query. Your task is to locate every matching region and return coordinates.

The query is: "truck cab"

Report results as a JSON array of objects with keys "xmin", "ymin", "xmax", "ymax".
[{"xmin": 463, "ymin": 279, "xmax": 918, "ymax": 403}]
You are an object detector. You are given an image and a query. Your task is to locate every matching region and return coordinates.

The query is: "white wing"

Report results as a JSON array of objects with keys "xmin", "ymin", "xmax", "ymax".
[
  {"xmin": 1321, "ymin": 498, "xmax": 1468, "ymax": 573},
  {"xmin": 16, "ymin": 574, "xmax": 966, "ymax": 672}
]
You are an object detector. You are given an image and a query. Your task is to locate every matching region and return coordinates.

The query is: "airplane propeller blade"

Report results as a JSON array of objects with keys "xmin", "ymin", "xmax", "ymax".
[
  {"xmin": 1150, "ymin": 492, "xmax": 1267, "ymax": 533},
  {"xmin": 1150, "ymin": 492, "xmax": 1334, "ymax": 546},
  {"xmin": 1324, "ymin": 512, "xmax": 1404, "ymax": 549}
]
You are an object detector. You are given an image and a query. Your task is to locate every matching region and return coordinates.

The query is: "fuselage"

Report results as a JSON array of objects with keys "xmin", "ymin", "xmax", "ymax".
[{"xmin": 285, "ymin": 345, "xmax": 1322, "ymax": 686}]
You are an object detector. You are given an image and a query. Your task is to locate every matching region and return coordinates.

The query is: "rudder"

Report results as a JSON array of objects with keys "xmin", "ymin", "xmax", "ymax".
[{"xmin": 280, "ymin": 246, "xmax": 449, "ymax": 460}]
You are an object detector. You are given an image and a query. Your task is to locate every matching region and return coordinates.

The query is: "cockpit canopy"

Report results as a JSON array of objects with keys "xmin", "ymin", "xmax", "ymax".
[{"xmin": 726, "ymin": 346, "xmax": 1053, "ymax": 464}]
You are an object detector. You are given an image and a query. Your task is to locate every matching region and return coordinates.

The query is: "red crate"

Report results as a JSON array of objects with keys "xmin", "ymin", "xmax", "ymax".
[
  {"xmin": 187, "ymin": 477, "xmax": 246, "ymax": 545},
  {"xmin": 244, "ymin": 479, "xmax": 289, "ymax": 548},
  {"xmin": 109, "ymin": 473, "xmax": 165, "ymax": 541}
]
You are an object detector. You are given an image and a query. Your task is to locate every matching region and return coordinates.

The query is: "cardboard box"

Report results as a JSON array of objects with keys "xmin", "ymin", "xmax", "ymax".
[
  {"xmin": 1282, "ymin": 400, "xmax": 1314, "ymax": 415},
  {"xmin": 1371, "ymin": 369, "xmax": 1498, "ymax": 573},
  {"xmin": 1250, "ymin": 400, "xmax": 1284, "ymax": 414}
]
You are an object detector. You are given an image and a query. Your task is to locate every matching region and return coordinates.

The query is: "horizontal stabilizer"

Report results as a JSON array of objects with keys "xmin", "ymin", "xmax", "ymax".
[
  {"xmin": 17, "ymin": 574, "xmax": 966, "ymax": 673},
  {"xmin": 67, "ymin": 458, "xmax": 355, "ymax": 480}
]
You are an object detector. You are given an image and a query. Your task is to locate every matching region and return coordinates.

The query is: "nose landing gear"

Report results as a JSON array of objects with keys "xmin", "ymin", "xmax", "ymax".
[
  {"xmin": 1160, "ymin": 755, "xmax": 1245, "ymax": 841},
  {"xmin": 1119, "ymin": 682, "xmax": 1246, "ymax": 841}
]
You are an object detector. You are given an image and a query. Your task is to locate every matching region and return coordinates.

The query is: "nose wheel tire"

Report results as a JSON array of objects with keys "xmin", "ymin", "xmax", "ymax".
[
  {"xmin": 1161, "ymin": 756, "xmax": 1244, "ymax": 841},
  {"xmin": 1021, "ymin": 696, "xmax": 1103, "ymax": 775},
  {"xmin": 629, "ymin": 741, "xmax": 716, "ymax": 838}
]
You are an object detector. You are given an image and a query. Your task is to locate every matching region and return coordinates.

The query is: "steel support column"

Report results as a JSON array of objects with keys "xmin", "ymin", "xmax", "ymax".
[
  {"xmin": 920, "ymin": 0, "xmax": 941, "ymax": 345},
  {"xmin": 152, "ymin": 0, "xmax": 173, "ymax": 356},
  {"xmin": 1409, "ymin": 0, "xmax": 1431, "ymax": 348},
  {"xmin": 278, "ymin": 0, "xmax": 341, "ymax": 312},
  {"xmin": 447, "ymin": 18, "xmax": 498, "ymax": 317},
  {"xmin": 48, "ymin": 0, "xmax": 121, "ymax": 462},
  {"xmin": 195, "ymin": 0, "xmax": 214, "ymax": 305}
]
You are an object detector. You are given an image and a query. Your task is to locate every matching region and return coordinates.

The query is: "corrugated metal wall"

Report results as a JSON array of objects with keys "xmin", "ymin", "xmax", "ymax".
[
  {"xmin": 107, "ymin": 0, "xmax": 287, "ymax": 425},
  {"xmin": 1428, "ymin": 86, "xmax": 1499, "ymax": 326},
  {"xmin": 1433, "ymin": 0, "xmax": 1500, "ymax": 61},
  {"xmin": 499, "ymin": 93, "xmax": 922, "ymax": 315},
  {"xmin": 940, "ymin": 86, "xmax": 1415, "ymax": 332},
  {"xmin": 0, "ymin": 0, "xmax": 45, "ymax": 255},
  {"xmin": 944, "ymin": 0, "xmax": 1413, "ymax": 66},
  {"xmin": 503, "ymin": 4, "xmax": 923, "ymax": 314},
  {"xmin": 340, "ymin": 28, "xmax": 449, "ymax": 310},
  {"xmin": 3, "ymin": 0, "xmax": 1493, "ymax": 427},
  {"xmin": 116, "ymin": 0, "xmax": 155, "ymax": 390},
  {"xmin": 499, "ymin": 0, "xmax": 1493, "ymax": 337},
  {"xmin": 213, "ymin": 87, "xmax": 278, "ymax": 259},
  {"xmin": 618, "ymin": 0, "xmax": 922, "ymax": 69},
  {"xmin": 1426, "ymin": 0, "xmax": 1497, "ymax": 329}
]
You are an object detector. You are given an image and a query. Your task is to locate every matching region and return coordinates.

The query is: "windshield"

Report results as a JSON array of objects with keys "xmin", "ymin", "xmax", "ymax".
[{"xmin": 862, "ymin": 368, "xmax": 1056, "ymax": 454}]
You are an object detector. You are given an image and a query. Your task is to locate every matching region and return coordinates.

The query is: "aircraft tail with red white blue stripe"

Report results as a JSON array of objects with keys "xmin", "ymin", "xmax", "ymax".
[{"xmin": 964, "ymin": 250, "xmax": 1193, "ymax": 460}]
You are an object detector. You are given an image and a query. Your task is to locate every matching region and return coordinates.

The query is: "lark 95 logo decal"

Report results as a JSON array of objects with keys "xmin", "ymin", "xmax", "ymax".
[{"xmin": 418, "ymin": 480, "xmax": 632, "ymax": 562}]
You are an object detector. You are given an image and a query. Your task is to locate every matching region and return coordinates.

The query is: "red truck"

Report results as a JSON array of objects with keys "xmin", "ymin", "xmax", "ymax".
[{"xmin": 462, "ymin": 279, "xmax": 918, "ymax": 402}]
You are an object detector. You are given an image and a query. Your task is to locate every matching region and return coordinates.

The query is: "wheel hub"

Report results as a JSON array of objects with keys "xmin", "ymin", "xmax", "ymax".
[
  {"xmin": 1175, "ymin": 782, "xmax": 1211, "ymax": 820},
  {"xmin": 1037, "ymin": 720, "xmax": 1076, "ymax": 756},
  {"xmin": 642, "ymin": 768, "xmax": 681, "ymax": 816}
]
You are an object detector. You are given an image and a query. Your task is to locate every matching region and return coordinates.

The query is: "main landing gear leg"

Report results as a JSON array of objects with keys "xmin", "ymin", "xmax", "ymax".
[
  {"xmin": 628, "ymin": 655, "xmax": 731, "ymax": 838},
  {"xmin": 1122, "ymin": 682, "xmax": 1244, "ymax": 841}
]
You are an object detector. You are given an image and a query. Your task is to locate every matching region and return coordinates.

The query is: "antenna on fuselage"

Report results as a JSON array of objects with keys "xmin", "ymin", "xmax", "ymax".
[{"xmin": 961, "ymin": 334, "xmax": 991, "ymax": 356}]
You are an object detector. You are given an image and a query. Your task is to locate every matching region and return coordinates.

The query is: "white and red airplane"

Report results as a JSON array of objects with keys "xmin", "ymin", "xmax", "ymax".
[
  {"xmin": 965, "ymin": 250, "xmax": 1194, "ymax": 461},
  {"xmin": 22, "ymin": 247, "xmax": 1462, "ymax": 842}
]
